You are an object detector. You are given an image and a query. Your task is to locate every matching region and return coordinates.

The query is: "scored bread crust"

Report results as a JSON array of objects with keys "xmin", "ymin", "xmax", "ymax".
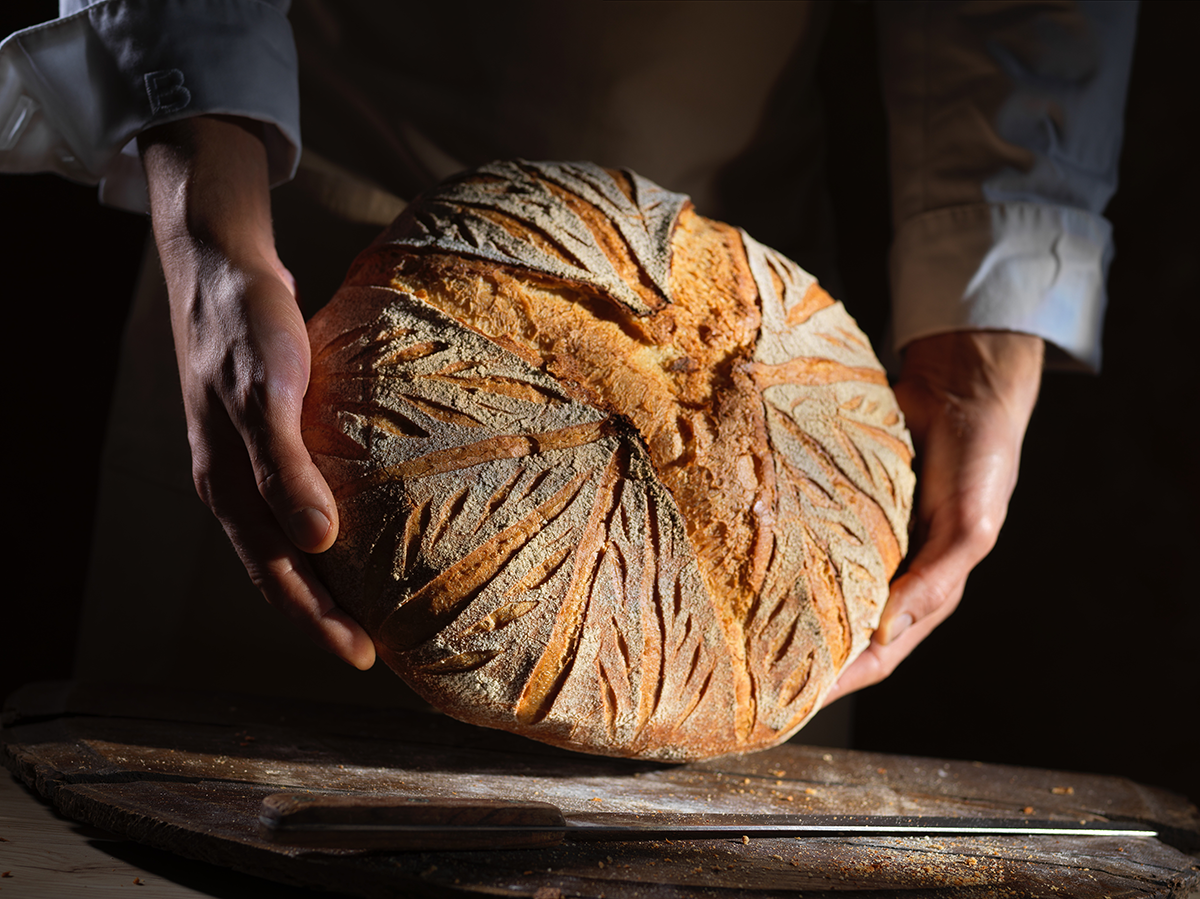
[{"xmin": 303, "ymin": 161, "xmax": 914, "ymax": 761}]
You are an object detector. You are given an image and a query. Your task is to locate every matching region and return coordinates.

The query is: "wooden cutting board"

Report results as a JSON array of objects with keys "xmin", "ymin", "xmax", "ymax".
[{"xmin": 3, "ymin": 681, "xmax": 1197, "ymax": 898}]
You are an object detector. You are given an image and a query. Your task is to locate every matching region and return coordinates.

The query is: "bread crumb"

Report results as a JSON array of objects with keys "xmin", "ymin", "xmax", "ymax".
[
  {"xmin": 742, "ymin": 835, "xmax": 750, "ymax": 845},
  {"xmin": 1051, "ymin": 786, "xmax": 1074, "ymax": 795},
  {"xmin": 1022, "ymin": 806, "xmax": 1035, "ymax": 815}
]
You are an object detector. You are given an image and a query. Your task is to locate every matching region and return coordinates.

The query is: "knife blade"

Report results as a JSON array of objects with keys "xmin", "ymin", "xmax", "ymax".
[{"xmin": 258, "ymin": 793, "xmax": 1158, "ymax": 851}]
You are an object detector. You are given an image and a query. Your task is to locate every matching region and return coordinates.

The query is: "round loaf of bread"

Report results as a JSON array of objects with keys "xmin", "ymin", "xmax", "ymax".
[{"xmin": 303, "ymin": 161, "xmax": 914, "ymax": 761}]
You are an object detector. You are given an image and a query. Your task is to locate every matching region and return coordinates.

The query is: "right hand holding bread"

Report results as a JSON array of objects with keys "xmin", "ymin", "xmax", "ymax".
[
  {"xmin": 826, "ymin": 330, "xmax": 1044, "ymax": 701},
  {"xmin": 138, "ymin": 115, "xmax": 375, "ymax": 671}
]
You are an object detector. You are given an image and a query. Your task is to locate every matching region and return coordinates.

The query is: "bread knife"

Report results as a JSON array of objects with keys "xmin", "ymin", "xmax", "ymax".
[{"xmin": 258, "ymin": 793, "xmax": 1158, "ymax": 851}]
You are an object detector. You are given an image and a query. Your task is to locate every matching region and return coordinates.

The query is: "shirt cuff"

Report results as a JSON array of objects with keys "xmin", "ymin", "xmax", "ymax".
[
  {"xmin": 890, "ymin": 202, "xmax": 1112, "ymax": 372},
  {"xmin": 0, "ymin": 0, "xmax": 299, "ymax": 213}
]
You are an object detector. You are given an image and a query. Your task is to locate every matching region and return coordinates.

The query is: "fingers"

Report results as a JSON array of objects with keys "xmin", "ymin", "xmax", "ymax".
[
  {"xmin": 181, "ymin": 270, "xmax": 371, "ymax": 669},
  {"xmin": 827, "ymin": 508, "xmax": 980, "ymax": 701},
  {"xmin": 824, "ymin": 331, "xmax": 1044, "ymax": 700},
  {"xmin": 827, "ymin": 504, "xmax": 994, "ymax": 703},
  {"xmin": 181, "ymin": 265, "xmax": 339, "ymax": 550},
  {"xmin": 825, "ymin": 579, "xmax": 963, "ymax": 702},
  {"xmin": 194, "ymin": 411, "xmax": 375, "ymax": 669},
  {"xmin": 240, "ymin": 279, "xmax": 340, "ymax": 554},
  {"xmin": 875, "ymin": 485, "xmax": 1002, "ymax": 645}
]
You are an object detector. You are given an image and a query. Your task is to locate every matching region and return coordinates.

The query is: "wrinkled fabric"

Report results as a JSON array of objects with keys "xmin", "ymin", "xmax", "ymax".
[
  {"xmin": 0, "ymin": 0, "xmax": 298, "ymax": 210},
  {"xmin": 880, "ymin": 1, "xmax": 1136, "ymax": 369},
  {"xmin": 890, "ymin": 202, "xmax": 1112, "ymax": 368},
  {"xmin": 0, "ymin": 0, "xmax": 1136, "ymax": 368}
]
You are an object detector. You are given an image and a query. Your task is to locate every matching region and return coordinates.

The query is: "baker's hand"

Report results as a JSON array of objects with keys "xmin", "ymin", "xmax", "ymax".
[
  {"xmin": 826, "ymin": 330, "xmax": 1044, "ymax": 701},
  {"xmin": 139, "ymin": 116, "xmax": 375, "ymax": 670}
]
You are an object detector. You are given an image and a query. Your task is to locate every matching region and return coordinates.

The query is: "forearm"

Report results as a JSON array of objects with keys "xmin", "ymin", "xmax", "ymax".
[
  {"xmin": 895, "ymin": 332, "xmax": 1044, "ymax": 448},
  {"xmin": 140, "ymin": 116, "xmax": 277, "ymax": 266},
  {"xmin": 139, "ymin": 115, "xmax": 310, "ymax": 506}
]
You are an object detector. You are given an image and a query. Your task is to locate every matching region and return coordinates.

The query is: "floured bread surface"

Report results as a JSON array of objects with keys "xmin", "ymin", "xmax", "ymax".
[{"xmin": 303, "ymin": 160, "xmax": 914, "ymax": 760}]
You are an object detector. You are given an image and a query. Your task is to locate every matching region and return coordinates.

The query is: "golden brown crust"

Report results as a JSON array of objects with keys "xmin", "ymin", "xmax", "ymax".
[{"xmin": 304, "ymin": 161, "xmax": 913, "ymax": 760}]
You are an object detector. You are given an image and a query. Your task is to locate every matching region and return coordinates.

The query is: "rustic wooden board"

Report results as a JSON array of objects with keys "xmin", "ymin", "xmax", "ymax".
[{"xmin": 3, "ymin": 681, "xmax": 1197, "ymax": 898}]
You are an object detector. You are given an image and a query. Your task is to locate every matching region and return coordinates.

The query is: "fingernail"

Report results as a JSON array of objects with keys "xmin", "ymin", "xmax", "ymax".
[
  {"xmin": 883, "ymin": 613, "xmax": 913, "ymax": 645},
  {"xmin": 289, "ymin": 508, "xmax": 331, "ymax": 548}
]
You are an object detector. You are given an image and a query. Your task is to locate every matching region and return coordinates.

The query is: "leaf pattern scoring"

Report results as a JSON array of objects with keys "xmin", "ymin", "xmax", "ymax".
[{"xmin": 304, "ymin": 162, "xmax": 913, "ymax": 761}]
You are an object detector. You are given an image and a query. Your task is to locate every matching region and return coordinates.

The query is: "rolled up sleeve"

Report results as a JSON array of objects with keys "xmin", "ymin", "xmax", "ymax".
[
  {"xmin": 0, "ymin": 0, "xmax": 299, "ymax": 213},
  {"xmin": 879, "ymin": 1, "xmax": 1137, "ymax": 371}
]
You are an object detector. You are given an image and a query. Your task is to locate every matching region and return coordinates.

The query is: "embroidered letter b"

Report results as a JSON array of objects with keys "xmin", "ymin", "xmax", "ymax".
[{"xmin": 145, "ymin": 69, "xmax": 191, "ymax": 115}]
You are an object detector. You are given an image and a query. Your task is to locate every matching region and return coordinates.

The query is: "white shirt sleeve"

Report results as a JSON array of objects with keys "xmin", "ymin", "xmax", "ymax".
[
  {"xmin": 879, "ymin": 1, "xmax": 1137, "ymax": 371},
  {"xmin": 0, "ymin": 0, "xmax": 300, "ymax": 214}
]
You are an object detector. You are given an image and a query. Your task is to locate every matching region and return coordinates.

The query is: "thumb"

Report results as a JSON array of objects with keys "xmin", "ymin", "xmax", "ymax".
[
  {"xmin": 238, "ymin": 273, "xmax": 340, "ymax": 554},
  {"xmin": 875, "ymin": 519, "xmax": 983, "ymax": 645}
]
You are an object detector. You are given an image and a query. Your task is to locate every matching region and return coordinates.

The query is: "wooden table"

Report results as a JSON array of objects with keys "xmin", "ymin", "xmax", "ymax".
[
  {"xmin": 0, "ymin": 773, "xmax": 336, "ymax": 897},
  {"xmin": 3, "ymin": 681, "xmax": 1197, "ymax": 898}
]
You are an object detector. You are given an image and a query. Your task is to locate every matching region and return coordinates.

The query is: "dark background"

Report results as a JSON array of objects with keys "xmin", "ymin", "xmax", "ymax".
[{"xmin": 3, "ymin": 0, "xmax": 1197, "ymax": 810}]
